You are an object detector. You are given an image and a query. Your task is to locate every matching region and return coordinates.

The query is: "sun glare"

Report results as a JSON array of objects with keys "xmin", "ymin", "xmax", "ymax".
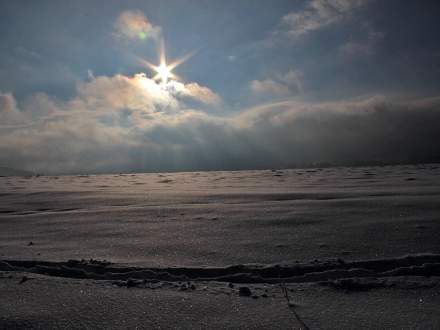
[
  {"xmin": 138, "ymin": 38, "xmax": 195, "ymax": 84},
  {"xmin": 155, "ymin": 62, "xmax": 173, "ymax": 83}
]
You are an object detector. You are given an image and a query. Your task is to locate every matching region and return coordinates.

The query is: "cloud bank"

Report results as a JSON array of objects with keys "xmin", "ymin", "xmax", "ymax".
[{"xmin": 1, "ymin": 73, "xmax": 440, "ymax": 174}]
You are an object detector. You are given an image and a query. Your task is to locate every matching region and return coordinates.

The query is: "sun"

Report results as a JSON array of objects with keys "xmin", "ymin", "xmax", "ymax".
[
  {"xmin": 138, "ymin": 38, "xmax": 195, "ymax": 84},
  {"xmin": 154, "ymin": 62, "xmax": 173, "ymax": 84}
]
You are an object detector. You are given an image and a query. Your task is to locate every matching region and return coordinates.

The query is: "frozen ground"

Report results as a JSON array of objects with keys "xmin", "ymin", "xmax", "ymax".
[{"xmin": 1, "ymin": 164, "xmax": 440, "ymax": 329}]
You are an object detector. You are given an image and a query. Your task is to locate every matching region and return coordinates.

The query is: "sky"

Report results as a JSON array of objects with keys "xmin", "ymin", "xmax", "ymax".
[{"xmin": 1, "ymin": 0, "xmax": 440, "ymax": 174}]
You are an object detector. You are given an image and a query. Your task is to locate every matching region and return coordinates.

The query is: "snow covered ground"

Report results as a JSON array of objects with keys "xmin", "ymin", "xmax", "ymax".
[{"xmin": 1, "ymin": 164, "xmax": 439, "ymax": 329}]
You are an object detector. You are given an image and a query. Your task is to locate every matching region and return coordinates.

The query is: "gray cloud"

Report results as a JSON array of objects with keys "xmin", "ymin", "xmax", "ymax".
[
  {"xmin": 250, "ymin": 79, "xmax": 290, "ymax": 97},
  {"xmin": 340, "ymin": 23, "xmax": 385, "ymax": 56},
  {"xmin": 280, "ymin": 0, "xmax": 370, "ymax": 38},
  {"xmin": 250, "ymin": 70, "xmax": 303, "ymax": 98}
]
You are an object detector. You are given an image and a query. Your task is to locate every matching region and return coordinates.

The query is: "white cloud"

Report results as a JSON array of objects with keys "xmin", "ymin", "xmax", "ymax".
[
  {"xmin": 281, "ymin": 0, "xmax": 370, "ymax": 38},
  {"xmin": 0, "ymin": 72, "xmax": 222, "ymax": 172},
  {"xmin": 114, "ymin": 10, "xmax": 161, "ymax": 41},
  {"xmin": 176, "ymin": 82, "xmax": 222, "ymax": 105},
  {"xmin": 75, "ymin": 73, "xmax": 180, "ymax": 114}
]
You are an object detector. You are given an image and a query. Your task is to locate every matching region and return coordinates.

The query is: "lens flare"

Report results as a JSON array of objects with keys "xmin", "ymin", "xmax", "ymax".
[{"xmin": 138, "ymin": 31, "xmax": 147, "ymax": 40}]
